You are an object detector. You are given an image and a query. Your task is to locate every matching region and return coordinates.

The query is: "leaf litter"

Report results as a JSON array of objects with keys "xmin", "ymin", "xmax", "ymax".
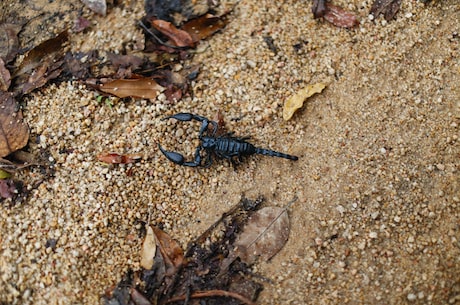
[{"xmin": 104, "ymin": 196, "xmax": 293, "ymax": 305}]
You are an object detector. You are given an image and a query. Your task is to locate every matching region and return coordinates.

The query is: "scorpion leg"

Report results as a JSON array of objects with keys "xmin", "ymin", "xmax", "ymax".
[{"xmin": 158, "ymin": 144, "xmax": 203, "ymax": 167}]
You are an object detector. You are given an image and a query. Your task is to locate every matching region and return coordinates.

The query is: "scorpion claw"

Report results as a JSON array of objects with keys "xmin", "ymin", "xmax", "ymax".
[
  {"xmin": 163, "ymin": 112, "xmax": 208, "ymax": 123},
  {"xmin": 158, "ymin": 144, "xmax": 185, "ymax": 165}
]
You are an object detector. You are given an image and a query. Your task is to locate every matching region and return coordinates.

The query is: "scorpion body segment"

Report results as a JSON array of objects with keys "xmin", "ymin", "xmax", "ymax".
[{"xmin": 159, "ymin": 113, "xmax": 298, "ymax": 167}]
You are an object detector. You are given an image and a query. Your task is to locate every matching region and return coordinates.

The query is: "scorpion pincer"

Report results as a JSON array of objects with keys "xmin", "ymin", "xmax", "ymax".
[{"xmin": 158, "ymin": 113, "xmax": 298, "ymax": 167}]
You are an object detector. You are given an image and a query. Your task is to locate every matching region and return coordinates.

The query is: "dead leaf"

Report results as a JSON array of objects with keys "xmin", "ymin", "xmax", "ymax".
[
  {"xmin": 323, "ymin": 3, "xmax": 360, "ymax": 28},
  {"xmin": 181, "ymin": 14, "xmax": 229, "ymax": 43},
  {"xmin": 0, "ymin": 92, "xmax": 29, "ymax": 157},
  {"xmin": 312, "ymin": 0, "xmax": 327, "ymax": 18},
  {"xmin": 0, "ymin": 23, "xmax": 21, "ymax": 64},
  {"xmin": 152, "ymin": 226, "xmax": 184, "ymax": 272},
  {"xmin": 99, "ymin": 78, "xmax": 165, "ymax": 99},
  {"xmin": 283, "ymin": 83, "xmax": 326, "ymax": 120},
  {"xmin": 140, "ymin": 225, "xmax": 157, "ymax": 270},
  {"xmin": 233, "ymin": 207, "xmax": 290, "ymax": 264},
  {"xmin": 370, "ymin": 0, "xmax": 402, "ymax": 21},
  {"xmin": 13, "ymin": 30, "xmax": 68, "ymax": 78},
  {"xmin": 97, "ymin": 153, "xmax": 142, "ymax": 164},
  {"xmin": 80, "ymin": 0, "xmax": 107, "ymax": 16},
  {"xmin": 0, "ymin": 58, "xmax": 11, "ymax": 91},
  {"xmin": 151, "ymin": 19, "xmax": 194, "ymax": 48},
  {"xmin": 0, "ymin": 179, "xmax": 16, "ymax": 199}
]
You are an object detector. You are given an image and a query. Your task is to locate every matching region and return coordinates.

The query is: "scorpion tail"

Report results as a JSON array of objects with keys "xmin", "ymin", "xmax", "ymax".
[{"xmin": 254, "ymin": 148, "xmax": 299, "ymax": 161}]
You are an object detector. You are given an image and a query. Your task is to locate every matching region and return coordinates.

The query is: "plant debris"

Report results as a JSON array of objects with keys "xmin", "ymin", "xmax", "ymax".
[
  {"xmin": 103, "ymin": 196, "xmax": 293, "ymax": 305},
  {"xmin": 0, "ymin": 23, "xmax": 21, "ymax": 64},
  {"xmin": 370, "ymin": 0, "xmax": 402, "ymax": 21},
  {"xmin": 97, "ymin": 77, "xmax": 165, "ymax": 99},
  {"xmin": 0, "ymin": 178, "xmax": 17, "ymax": 199},
  {"xmin": 97, "ymin": 153, "xmax": 142, "ymax": 164},
  {"xmin": 323, "ymin": 4, "xmax": 360, "ymax": 28},
  {"xmin": 0, "ymin": 92, "xmax": 29, "ymax": 157},
  {"xmin": 283, "ymin": 83, "xmax": 326, "ymax": 121}
]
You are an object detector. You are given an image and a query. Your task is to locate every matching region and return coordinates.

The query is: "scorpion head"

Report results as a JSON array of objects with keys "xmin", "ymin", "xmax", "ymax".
[{"xmin": 200, "ymin": 136, "xmax": 217, "ymax": 149}]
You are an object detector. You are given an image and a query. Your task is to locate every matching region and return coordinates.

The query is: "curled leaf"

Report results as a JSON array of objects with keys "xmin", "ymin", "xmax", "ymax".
[
  {"xmin": 140, "ymin": 225, "xmax": 157, "ymax": 269},
  {"xmin": 283, "ymin": 83, "xmax": 326, "ymax": 120}
]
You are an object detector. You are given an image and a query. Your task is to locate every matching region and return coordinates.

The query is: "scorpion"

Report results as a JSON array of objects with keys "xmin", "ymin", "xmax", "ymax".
[{"xmin": 158, "ymin": 113, "xmax": 298, "ymax": 167}]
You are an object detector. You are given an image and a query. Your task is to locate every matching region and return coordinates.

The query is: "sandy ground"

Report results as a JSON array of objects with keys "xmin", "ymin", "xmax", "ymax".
[{"xmin": 1, "ymin": 0, "xmax": 459, "ymax": 304}]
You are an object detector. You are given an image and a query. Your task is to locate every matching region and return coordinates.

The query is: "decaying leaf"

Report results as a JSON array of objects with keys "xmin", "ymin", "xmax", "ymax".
[
  {"xmin": 0, "ymin": 23, "xmax": 21, "ymax": 64},
  {"xmin": 0, "ymin": 58, "xmax": 11, "ymax": 91},
  {"xmin": 312, "ymin": 0, "xmax": 327, "ymax": 18},
  {"xmin": 97, "ymin": 153, "xmax": 142, "ymax": 164},
  {"xmin": 182, "ymin": 14, "xmax": 229, "ymax": 43},
  {"xmin": 0, "ymin": 179, "xmax": 16, "ymax": 199},
  {"xmin": 99, "ymin": 78, "xmax": 165, "ymax": 99},
  {"xmin": 0, "ymin": 92, "xmax": 29, "ymax": 157},
  {"xmin": 140, "ymin": 225, "xmax": 157, "ymax": 270},
  {"xmin": 13, "ymin": 31, "xmax": 68, "ymax": 78},
  {"xmin": 151, "ymin": 19, "xmax": 194, "ymax": 48},
  {"xmin": 323, "ymin": 4, "xmax": 360, "ymax": 28},
  {"xmin": 234, "ymin": 207, "xmax": 290, "ymax": 264},
  {"xmin": 370, "ymin": 0, "xmax": 402, "ymax": 21},
  {"xmin": 152, "ymin": 226, "xmax": 184, "ymax": 272},
  {"xmin": 283, "ymin": 83, "xmax": 326, "ymax": 120}
]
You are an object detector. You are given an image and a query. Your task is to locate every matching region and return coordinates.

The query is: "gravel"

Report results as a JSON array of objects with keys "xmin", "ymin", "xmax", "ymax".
[{"xmin": 1, "ymin": 0, "xmax": 459, "ymax": 304}]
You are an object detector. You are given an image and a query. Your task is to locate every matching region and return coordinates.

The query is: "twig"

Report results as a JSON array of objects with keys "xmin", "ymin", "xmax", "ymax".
[{"xmin": 164, "ymin": 289, "xmax": 257, "ymax": 305}]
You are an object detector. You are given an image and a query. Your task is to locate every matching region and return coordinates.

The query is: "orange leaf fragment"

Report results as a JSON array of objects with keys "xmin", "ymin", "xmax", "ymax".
[
  {"xmin": 151, "ymin": 19, "xmax": 194, "ymax": 47},
  {"xmin": 97, "ymin": 153, "xmax": 142, "ymax": 164},
  {"xmin": 99, "ymin": 78, "xmax": 164, "ymax": 99}
]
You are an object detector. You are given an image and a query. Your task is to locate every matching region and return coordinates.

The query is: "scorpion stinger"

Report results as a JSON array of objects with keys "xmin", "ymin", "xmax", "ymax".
[{"xmin": 158, "ymin": 112, "xmax": 299, "ymax": 167}]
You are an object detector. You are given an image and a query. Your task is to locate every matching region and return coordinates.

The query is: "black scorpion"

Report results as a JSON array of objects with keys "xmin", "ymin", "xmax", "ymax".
[{"xmin": 158, "ymin": 113, "xmax": 298, "ymax": 167}]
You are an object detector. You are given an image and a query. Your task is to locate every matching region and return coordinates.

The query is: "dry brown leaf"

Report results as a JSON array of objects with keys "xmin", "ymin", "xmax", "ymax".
[
  {"xmin": 234, "ymin": 207, "xmax": 290, "ymax": 264},
  {"xmin": 152, "ymin": 227, "xmax": 184, "ymax": 271},
  {"xmin": 370, "ymin": 0, "xmax": 402, "ymax": 21},
  {"xmin": 0, "ymin": 23, "xmax": 21, "ymax": 64},
  {"xmin": 0, "ymin": 58, "xmax": 11, "ymax": 91},
  {"xmin": 323, "ymin": 3, "xmax": 359, "ymax": 28},
  {"xmin": 13, "ymin": 31, "xmax": 68, "ymax": 77},
  {"xmin": 0, "ymin": 92, "xmax": 29, "ymax": 157},
  {"xmin": 182, "ymin": 14, "xmax": 228, "ymax": 43},
  {"xmin": 151, "ymin": 19, "xmax": 194, "ymax": 47},
  {"xmin": 99, "ymin": 78, "xmax": 165, "ymax": 99},
  {"xmin": 140, "ymin": 225, "xmax": 157, "ymax": 270},
  {"xmin": 283, "ymin": 83, "xmax": 326, "ymax": 120}
]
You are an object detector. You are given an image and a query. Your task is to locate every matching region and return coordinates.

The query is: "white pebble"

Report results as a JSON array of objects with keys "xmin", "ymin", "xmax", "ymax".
[{"xmin": 407, "ymin": 293, "xmax": 417, "ymax": 301}]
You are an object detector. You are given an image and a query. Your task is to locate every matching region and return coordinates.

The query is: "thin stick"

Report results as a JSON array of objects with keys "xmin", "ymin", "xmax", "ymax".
[{"xmin": 164, "ymin": 289, "xmax": 257, "ymax": 305}]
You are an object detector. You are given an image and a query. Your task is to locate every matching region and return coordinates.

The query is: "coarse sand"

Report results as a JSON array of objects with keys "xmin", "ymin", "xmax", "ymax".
[{"xmin": 0, "ymin": 0, "xmax": 459, "ymax": 304}]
